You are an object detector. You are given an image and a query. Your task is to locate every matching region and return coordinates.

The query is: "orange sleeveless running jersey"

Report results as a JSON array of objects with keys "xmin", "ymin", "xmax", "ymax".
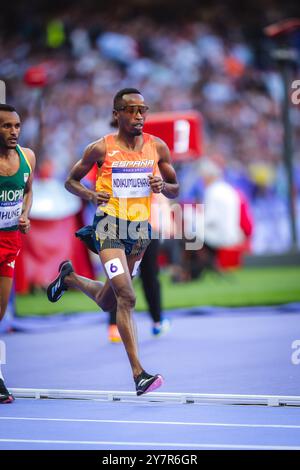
[{"xmin": 95, "ymin": 133, "xmax": 159, "ymax": 222}]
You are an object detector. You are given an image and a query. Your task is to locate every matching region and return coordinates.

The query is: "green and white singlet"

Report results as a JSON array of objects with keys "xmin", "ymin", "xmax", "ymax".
[{"xmin": 0, "ymin": 145, "xmax": 32, "ymax": 232}]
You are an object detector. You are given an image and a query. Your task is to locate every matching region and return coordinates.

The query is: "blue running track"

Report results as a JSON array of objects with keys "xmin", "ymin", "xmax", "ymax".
[{"xmin": 0, "ymin": 306, "xmax": 300, "ymax": 449}]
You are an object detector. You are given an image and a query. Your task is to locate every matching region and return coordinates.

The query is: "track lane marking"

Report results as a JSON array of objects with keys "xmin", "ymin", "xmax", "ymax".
[
  {"xmin": 0, "ymin": 439, "xmax": 300, "ymax": 450},
  {"xmin": 1, "ymin": 416, "xmax": 300, "ymax": 429}
]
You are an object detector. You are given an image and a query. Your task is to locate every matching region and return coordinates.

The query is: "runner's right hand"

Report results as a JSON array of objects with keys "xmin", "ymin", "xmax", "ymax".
[{"xmin": 90, "ymin": 191, "xmax": 110, "ymax": 206}]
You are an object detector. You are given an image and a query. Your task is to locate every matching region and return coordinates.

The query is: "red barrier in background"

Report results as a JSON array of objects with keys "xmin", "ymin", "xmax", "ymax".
[
  {"xmin": 143, "ymin": 111, "xmax": 203, "ymax": 160},
  {"xmin": 217, "ymin": 191, "xmax": 253, "ymax": 269},
  {"xmin": 15, "ymin": 212, "xmax": 94, "ymax": 294}
]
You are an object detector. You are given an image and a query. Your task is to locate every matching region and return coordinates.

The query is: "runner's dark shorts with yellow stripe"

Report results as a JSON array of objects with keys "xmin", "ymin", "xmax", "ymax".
[{"xmin": 75, "ymin": 212, "xmax": 152, "ymax": 257}]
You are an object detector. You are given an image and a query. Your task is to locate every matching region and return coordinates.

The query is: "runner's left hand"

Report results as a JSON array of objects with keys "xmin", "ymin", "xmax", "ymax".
[{"xmin": 148, "ymin": 175, "xmax": 165, "ymax": 193}]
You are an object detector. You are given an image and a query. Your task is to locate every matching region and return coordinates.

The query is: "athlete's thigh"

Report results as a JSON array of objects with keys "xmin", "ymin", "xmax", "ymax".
[
  {"xmin": 99, "ymin": 248, "xmax": 134, "ymax": 300},
  {"xmin": 0, "ymin": 276, "xmax": 13, "ymax": 320},
  {"xmin": 98, "ymin": 248, "xmax": 146, "ymax": 311}
]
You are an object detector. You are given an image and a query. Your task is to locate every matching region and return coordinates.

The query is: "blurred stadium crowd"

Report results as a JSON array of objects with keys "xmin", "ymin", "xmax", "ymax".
[{"xmin": 1, "ymin": 3, "xmax": 300, "ymax": 253}]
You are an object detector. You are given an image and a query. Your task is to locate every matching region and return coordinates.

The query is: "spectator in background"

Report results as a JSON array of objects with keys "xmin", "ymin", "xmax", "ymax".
[{"xmin": 185, "ymin": 156, "xmax": 253, "ymax": 278}]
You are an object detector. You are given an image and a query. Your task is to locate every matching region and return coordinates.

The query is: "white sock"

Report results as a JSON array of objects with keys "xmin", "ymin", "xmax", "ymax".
[{"xmin": 0, "ymin": 364, "xmax": 4, "ymax": 381}]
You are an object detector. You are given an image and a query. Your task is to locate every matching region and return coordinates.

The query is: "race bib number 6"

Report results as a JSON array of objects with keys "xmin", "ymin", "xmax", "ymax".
[{"xmin": 104, "ymin": 258, "xmax": 125, "ymax": 279}]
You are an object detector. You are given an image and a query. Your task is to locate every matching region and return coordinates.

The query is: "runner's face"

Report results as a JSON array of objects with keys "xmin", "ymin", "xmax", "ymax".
[
  {"xmin": 0, "ymin": 112, "xmax": 21, "ymax": 149},
  {"xmin": 114, "ymin": 94, "xmax": 148, "ymax": 136}
]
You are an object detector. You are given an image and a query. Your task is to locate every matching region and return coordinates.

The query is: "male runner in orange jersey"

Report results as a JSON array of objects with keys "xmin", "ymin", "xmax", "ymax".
[
  {"xmin": 0, "ymin": 104, "xmax": 36, "ymax": 403},
  {"xmin": 47, "ymin": 88, "xmax": 179, "ymax": 395}
]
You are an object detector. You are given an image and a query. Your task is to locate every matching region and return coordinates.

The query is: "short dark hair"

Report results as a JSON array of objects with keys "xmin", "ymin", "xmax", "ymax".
[
  {"xmin": 113, "ymin": 88, "xmax": 141, "ymax": 110},
  {"xmin": 0, "ymin": 104, "xmax": 17, "ymax": 113}
]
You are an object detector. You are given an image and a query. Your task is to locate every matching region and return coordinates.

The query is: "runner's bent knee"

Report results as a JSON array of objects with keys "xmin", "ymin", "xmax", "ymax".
[
  {"xmin": 116, "ymin": 285, "xmax": 136, "ymax": 310},
  {"xmin": 98, "ymin": 293, "xmax": 117, "ymax": 312}
]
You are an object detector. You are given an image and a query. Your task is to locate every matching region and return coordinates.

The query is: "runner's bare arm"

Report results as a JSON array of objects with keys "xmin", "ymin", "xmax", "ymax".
[
  {"xmin": 149, "ymin": 138, "xmax": 179, "ymax": 199},
  {"xmin": 19, "ymin": 148, "xmax": 36, "ymax": 233},
  {"xmin": 65, "ymin": 139, "xmax": 110, "ymax": 205}
]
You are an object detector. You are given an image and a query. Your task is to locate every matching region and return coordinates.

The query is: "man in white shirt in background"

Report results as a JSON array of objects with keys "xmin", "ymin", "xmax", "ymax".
[
  {"xmin": 188, "ymin": 156, "xmax": 247, "ymax": 278},
  {"xmin": 200, "ymin": 157, "xmax": 245, "ymax": 248}
]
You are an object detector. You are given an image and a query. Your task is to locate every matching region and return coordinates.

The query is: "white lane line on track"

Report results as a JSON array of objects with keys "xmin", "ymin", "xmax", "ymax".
[
  {"xmin": 0, "ymin": 439, "xmax": 300, "ymax": 450},
  {"xmin": 1, "ymin": 416, "xmax": 300, "ymax": 429}
]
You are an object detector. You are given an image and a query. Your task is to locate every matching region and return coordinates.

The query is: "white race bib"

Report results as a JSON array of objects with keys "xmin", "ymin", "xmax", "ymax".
[
  {"xmin": 0, "ymin": 201, "xmax": 23, "ymax": 228},
  {"xmin": 112, "ymin": 168, "xmax": 152, "ymax": 198},
  {"xmin": 104, "ymin": 258, "xmax": 125, "ymax": 279}
]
